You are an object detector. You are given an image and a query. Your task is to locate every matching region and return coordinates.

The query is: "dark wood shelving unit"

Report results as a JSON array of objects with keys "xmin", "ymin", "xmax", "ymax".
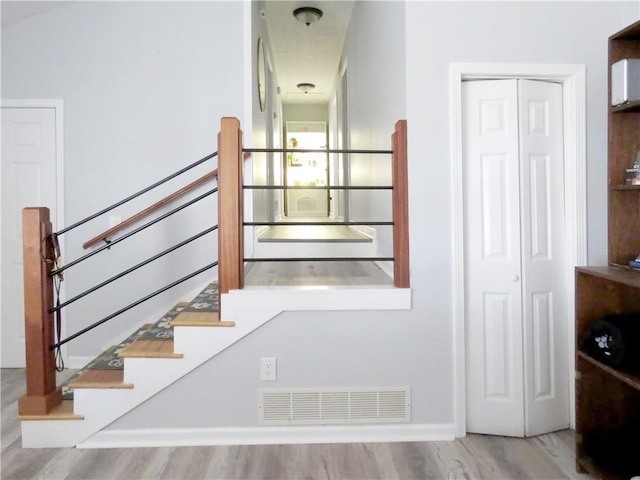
[{"xmin": 575, "ymin": 20, "xmax": 640, "ymax": 480}]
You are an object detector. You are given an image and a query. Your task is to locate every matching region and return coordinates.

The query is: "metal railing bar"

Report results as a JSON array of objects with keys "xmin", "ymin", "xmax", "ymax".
[
  {"xmin": 50, "ymin": 262, "xmax": 218, "ymax": 349},
  {"xmin": 51, "ymin": 188, "xmax": 217, "ymax": 276},
  {"xmin": 244, "ymin": 221, "xmax": 393, "ymax": 226},
  {"xmin": 56, "ymin": 152, "xmax": 217, "ymax": 235},
  {"xmin": 244, "ymin": 257, "xmax": 394, "ymax": 262},
  {"xmin": 51, "ymin": 225, "xmax": 218, "ymax": 312},
  {"xmin": 243, "ymin": 185, "xmax": 392, "ymax": 190},
  {"xmin": 244, "ymin": 148, "xmax": 392, "ymax": 155}
]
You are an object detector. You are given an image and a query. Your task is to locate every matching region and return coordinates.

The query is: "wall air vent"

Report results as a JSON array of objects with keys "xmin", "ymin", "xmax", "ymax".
[{"xmin": 259, "ymin": 387, "xmax": 410, "ymax": 425}]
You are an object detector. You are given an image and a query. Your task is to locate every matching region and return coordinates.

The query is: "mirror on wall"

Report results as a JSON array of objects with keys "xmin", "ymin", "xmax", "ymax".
[{"xmin": 257, "ymin": 38, "xmax": 267, "ymax": 112}]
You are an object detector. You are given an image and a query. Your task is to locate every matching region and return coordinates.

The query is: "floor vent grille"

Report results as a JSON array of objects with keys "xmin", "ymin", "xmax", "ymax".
[{"xmin": 259, "ymin": 387, "xmax": 410, "ymax": 425}]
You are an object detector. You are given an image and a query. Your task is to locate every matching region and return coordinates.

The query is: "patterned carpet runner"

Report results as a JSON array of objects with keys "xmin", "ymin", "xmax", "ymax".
[{"xmin": 61, "ymin": 282, "xmax": 219, "ymax": 400}]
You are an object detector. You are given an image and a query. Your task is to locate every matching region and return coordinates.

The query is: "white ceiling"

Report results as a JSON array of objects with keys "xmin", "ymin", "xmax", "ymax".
[
  {"xmin": 1, "ymin": 0, "xmax": 353, "ymax": 106},
  {"xmin": 263, "ymin": 1, "xmax": 354, "ymax": 105}
]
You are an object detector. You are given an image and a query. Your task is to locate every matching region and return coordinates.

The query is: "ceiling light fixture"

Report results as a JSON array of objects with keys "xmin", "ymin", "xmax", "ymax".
[
  {"xmin": 297, "ymin": 83, "xmax": 316, "ymax": 94},
  {"xmin": 293, "ymin": 7, "xmax": 323, "ymax": 27}
]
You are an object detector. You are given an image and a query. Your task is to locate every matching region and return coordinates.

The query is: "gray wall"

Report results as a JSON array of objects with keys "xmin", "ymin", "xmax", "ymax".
[
  {"xmin": 110, "ymin": 1, "xmax": 638, "ymax": 433},
  {"xmin": 4, "ymin": 0, "xmax": 638, "ymax": 433},
  {"xmin": 2, "ymin": 1, "xmax": 246, "ymax": 359}
]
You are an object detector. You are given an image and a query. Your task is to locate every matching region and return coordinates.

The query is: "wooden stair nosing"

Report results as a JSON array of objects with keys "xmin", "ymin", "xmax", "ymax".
[{"xmin": 19, "ymin": 400, "xmax": 84, "ymax": 421}]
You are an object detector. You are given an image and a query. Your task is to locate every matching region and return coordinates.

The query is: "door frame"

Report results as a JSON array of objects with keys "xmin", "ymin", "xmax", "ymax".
[
  {"xmin": 1, "ymin": 99, "xmax": 66, "ymax": 365},
  {"xmin": 449, "ymin": 64, "xmax": 587, "ymax": 437}
]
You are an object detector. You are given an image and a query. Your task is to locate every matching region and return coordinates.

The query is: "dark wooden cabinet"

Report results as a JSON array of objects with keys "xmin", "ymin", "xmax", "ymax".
[
  {"xmin": 608, "ymin": 21, "xmax": 640, "ymax": 267},
  {"xmin": 575, "ymin": 20, "xmax": 640, "ymax": 480}
]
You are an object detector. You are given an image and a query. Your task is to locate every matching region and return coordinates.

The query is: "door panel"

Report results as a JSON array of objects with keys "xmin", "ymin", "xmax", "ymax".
[
  {"xmin": 464, "ymin": 79, "xmax": 525, "ymax": 437},
  {"xmin": 1, "ymin": 106, "xmax": 58, "ymax": 367},
  {"xmin": 518, "ymin": 79, "xmax": 568, "ymax": 436}
]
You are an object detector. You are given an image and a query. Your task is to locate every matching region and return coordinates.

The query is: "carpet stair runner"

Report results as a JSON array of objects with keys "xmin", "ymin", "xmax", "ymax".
[{"xmin": 62, "ymin": 282, "xmax": 222, "ymax": 401}]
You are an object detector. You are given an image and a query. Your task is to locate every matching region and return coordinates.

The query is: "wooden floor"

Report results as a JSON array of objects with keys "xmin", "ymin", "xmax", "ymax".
[
  {"xmin": 244, "ymin": 260, "xmax": 393, "ymax": 287},
  {"xmin": 2, "ymin": 369, "xmax": 594, "ymax": 480}
]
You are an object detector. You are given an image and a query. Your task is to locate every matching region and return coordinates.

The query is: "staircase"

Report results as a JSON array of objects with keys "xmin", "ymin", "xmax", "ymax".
[
  {"xmin": 17, "ymin": 118, "xmax": 411, "ymax": 449},
  {"xmin": 19, "ymin": 282, "xmax": 261, "ymax": 448}
]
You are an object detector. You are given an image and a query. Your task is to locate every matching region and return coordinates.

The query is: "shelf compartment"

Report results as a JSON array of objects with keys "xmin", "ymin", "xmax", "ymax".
[
  {"xmin": 577, "ymin": 350, "xmax": 640, "ymax": 391},
  {"xmin": 576, "ymin": 353, "xmax": 640, "ymax": 479}
]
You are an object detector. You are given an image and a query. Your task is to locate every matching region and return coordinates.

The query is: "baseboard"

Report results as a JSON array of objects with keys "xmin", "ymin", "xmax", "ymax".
[{"xmin": 77, "ymin": 423, "xmax": 456, "ymax": 449}]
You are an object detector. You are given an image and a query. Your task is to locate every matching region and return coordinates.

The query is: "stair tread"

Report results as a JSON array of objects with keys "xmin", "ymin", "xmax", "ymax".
[
  {"xmin": 19, "ymin": 400, "xmax": 84, "ymax": 421},
  {"xmin": 118, "ymin": 339, "xmax": 183, "ymax": 358},
  {"xmin": 69, "ymin": 369, "xmax": 133, "ymax": 389},
  {"xmin": 171, "ymin": 310, "xmax": 234, "ymax": 326}
]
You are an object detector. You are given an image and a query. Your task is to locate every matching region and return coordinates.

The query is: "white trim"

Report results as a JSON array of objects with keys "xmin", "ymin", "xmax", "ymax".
[
  {"xmin": 1, "ymin": 99, "xmax": 66, "ymax": 364},
  {"xmin": 449, "ymin": 63, "xmax": 587, "ymax": 438},
  {"xmin": 77, "ymin": 423, "xmax": 456, "ymax": 449}
]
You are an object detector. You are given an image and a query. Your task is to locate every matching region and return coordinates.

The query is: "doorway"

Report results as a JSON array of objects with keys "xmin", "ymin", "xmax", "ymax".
[
  {"xmin": 284, "ymin": 121, "xmax": 329, "ymax": 218},
  {"xmin": 451, "ymin": 63, "xmax": 587, "ymax": 437},
  {"xmin": 463, "ymin": 78, "xmax": 568, "ymax": 437},
  {"xmin": 1, "ymin": 100, "xmax": 64, "ymax": 368}
]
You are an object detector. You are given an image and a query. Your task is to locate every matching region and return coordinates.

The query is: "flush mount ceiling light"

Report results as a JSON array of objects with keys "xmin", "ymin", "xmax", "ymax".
[
  {"xmin": 293, "ymin": 7, "xmax": 323, "ymax": 26},
  {"xmin": 296, "ymin": 83, "xmax": 316, "ymax": 94}
]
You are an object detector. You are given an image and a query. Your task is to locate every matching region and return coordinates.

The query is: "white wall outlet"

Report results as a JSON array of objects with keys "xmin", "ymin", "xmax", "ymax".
[{"xmin": 261, "ymin": 357, "xmax": 276, "ymax": 381}]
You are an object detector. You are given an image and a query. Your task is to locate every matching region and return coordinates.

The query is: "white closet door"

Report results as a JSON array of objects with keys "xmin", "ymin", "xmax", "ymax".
[{"xmin": 463, "ymin": 79, "xmax": 568, "ymax": 437}]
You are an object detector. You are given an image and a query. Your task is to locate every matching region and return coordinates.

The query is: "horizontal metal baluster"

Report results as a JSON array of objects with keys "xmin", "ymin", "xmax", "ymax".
[
  {"xmin": 56, "ymin": 152, "xmax": 217, "ymax": 235},
  {"xmin": 51, "ymin": 188, "xmax": 217, "ymax": 276},
  {"xmin": 51, "ymin": 225, "xmax": 218, "ymax": 312},
  {"xmin": 50, "ymin": 262, "xmax": 217, "ymax": 349}
]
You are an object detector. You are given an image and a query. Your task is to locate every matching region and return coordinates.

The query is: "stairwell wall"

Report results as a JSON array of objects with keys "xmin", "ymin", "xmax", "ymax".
[
  {"xmin": 105, "ymin": 1, "xmax": 638, "ymax": 441},
  {"xmin": 1, "ymin": 1, "xmax": 246, "ymax": 361}
]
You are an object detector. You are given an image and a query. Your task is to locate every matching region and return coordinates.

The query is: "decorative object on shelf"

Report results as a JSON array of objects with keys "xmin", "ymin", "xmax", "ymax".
[
  {"xmin": 626, "ymin": 150, "xmax": 640, "ymax": 184},
  {"xmin": 612, "ymin": 58, "xmax": 640, "ymax": 106},
  {"xmin": 293, "ymin": 7, "xmax": 323, "ymax": 26},
  {"xmin": 296, "ymin": 82, "xmax": 315, "ymax": 94},
  {"xmin": 257, "ymin": 38, "xmax": 267, "ymax": 112},
  {"xmin": 582, "ymin": 313, "xmax": 640, "ymax": 374}
]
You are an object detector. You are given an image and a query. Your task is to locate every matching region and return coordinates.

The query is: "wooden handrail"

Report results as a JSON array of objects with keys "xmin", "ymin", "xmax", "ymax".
[
  {"xmin": 392, "ymin": 120, "xmax": 410, "ymax": 288},
  {"xmin": 83, "ymin": 169, "xmax": 218, "ymax": 249}
]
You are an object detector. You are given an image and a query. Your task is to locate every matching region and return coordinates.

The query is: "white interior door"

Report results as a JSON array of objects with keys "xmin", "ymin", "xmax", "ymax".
[
  {"xmin": 463, "ymin": 79, "xmax": 569, "ymax": 437},
  {"xmin": 1, "ymin": 105, "xmax": 59, "ymax": 368},
  {"xmin": 285, "ymin": 121, "xmax": 328, "ymax": 218}
]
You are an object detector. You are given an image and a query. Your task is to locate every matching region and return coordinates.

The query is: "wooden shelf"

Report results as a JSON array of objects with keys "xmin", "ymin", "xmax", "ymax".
[
  {"xmin": 610, "ymin": 184, "xmax": 640, "ymax": 191},
  {"xmin": 612, "ymin": 100, "xmax": 640, "ymax": 113},
  {"xmin": 576, "ymin": 265, "xmax": 640, "ymax": 288},
  {"xmin": 577, "ymin": 350, "xmax": 640, "ymax": 391}
]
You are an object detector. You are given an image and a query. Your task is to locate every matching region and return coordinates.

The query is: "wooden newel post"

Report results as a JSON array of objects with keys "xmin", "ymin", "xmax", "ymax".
[
  {"xmin": 217, "ymin": 117, "xmax": 244, "ymax": 297},
  {"xmin": 392, "ymin": 120, "xmax": 410, "ymax": 288},
  {"xmin": 18, "ymin": 207, "xmax": 62, "ymax": 415}
]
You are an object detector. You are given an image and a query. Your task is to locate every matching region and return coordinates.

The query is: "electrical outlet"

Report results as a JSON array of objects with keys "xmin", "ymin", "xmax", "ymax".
[{"xmin": 261, "ymin": 357, "xmax": 276, "ymax": 381}]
